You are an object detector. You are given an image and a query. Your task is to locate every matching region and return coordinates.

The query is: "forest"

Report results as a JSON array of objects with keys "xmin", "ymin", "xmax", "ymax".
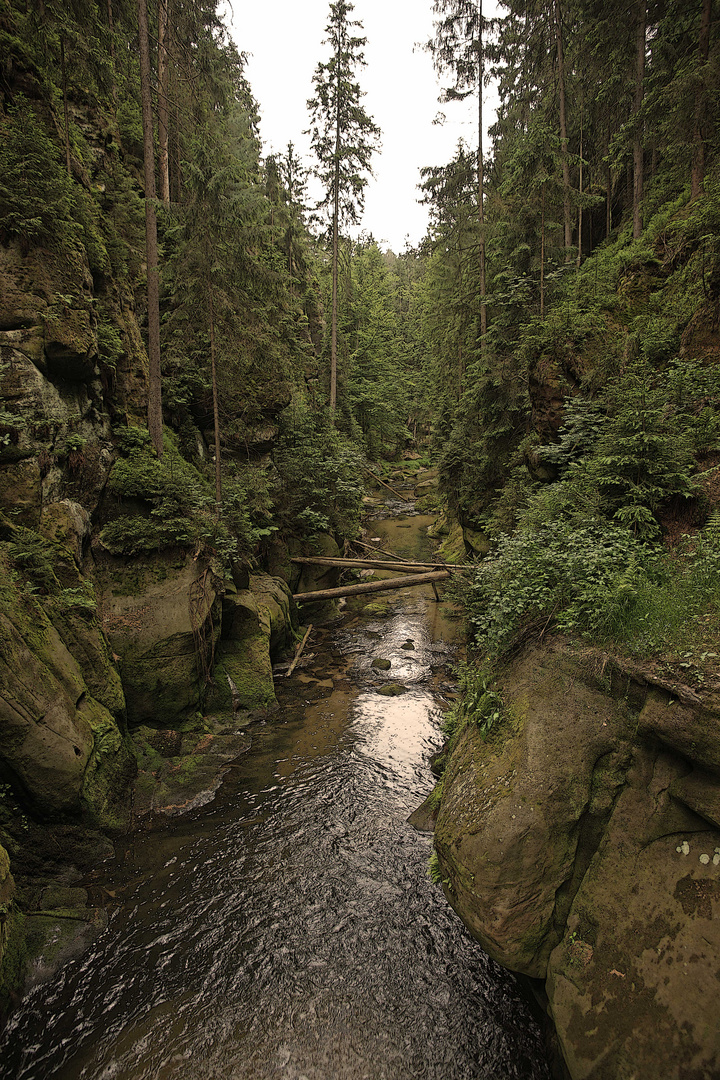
[{"xmin": 0, "ymin": 0, "xmax": 719, "ymax": 1075}]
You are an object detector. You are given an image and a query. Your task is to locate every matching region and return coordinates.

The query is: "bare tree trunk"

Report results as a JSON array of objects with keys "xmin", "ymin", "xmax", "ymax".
[
  {"xmin": 208, "ymin": 283, "xmax": 222, "ymax": 506},
  {"xmin": 540, "ymin": 187, "xmax": 546, "ymax": 318},
  {"xmin": 293, "ymin": 570, "xmax": 450, "ymax": 603},
  {"xmin": 606, "ymin": 125, "xmax": 612, "ymax": 238},
  {"xmin": 477, "ymin": 0, "xmax": 487, "ymax": 342},
  {"xmin": 577, "ymin": 105, "xmax": 583, "ymax": 270},
  {"xmin": 633, "ymin": 0, "xmax": 646, "ymax": 240},
  {"xmin": 691, "ymin": 0, "xmax": 712, "ymax": 199},
  {"xmin": 106, "ymin": 0, "xmax": 118, "ymax": 107},
  {"xmin": 554, "ymin": 0, "xmax": 572, "ymax": 260},
  {"xmin": 158, "ymin": 0, "xmax": 171, "ymax": 205},
  {"xmin": 60, "ymin": 39, "xmax": 71, "ymax": 177},
  {"xmin": 330, "ymin": 133, "xmax": 340, "ymax": 414},
  {"xmin": 138, "ymin": 0, "xmax": 163, "ymax": 457}
]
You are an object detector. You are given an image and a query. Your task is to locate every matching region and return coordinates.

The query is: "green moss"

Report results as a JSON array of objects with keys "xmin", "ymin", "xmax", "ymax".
[
  {"xmin": 212, "ymin": 629, "xmax": 276, "ymax": 711},
  {"xmin": 0, "ymin": 909, "xmax": 27, "ymax": 1018}
]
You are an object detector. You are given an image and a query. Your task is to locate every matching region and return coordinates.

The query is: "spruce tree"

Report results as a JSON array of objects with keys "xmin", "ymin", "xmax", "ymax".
[
  {"xmin": 307, "ymin": 0, "xmax": 380, "ymax": 416},
  {"xmin": 428, "ymin": 0, "xmax": 488, "ymax": 339}
]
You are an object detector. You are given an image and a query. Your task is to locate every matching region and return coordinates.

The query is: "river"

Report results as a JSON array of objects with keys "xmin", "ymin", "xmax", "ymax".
[{"xmin": 0, "ymin": 508, "xmax": 552, "ymax": 1080}]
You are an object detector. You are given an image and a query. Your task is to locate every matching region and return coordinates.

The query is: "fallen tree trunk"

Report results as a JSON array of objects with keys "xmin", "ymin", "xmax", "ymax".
[
  {"xmin": 286, "ymin": 624, "xmax": 313, "ymax": 677},
  {"xmin": 351, "ymin": 538, "xmax": 427, "ymax": 564},
  {"xmin": 293, "ymin": 570, "xmax": 450, "ymax": 603},
  {"xmin": 290, "ymin": 556, "xmax": 444, "ymax": 572},
  {"xmin": 363, "ymin": 466, "xmax": 410, "ymax": 502}
]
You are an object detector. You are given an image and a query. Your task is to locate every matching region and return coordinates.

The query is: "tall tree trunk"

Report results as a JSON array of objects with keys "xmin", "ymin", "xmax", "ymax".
[
  {"xmin": 208, "ymin": 282, "xmax": 222, "ymax": 506},
  {"xmin": 330, "ymin": 123, "xmax": 340, "ymax": 414},
  {"xmin": 106, "ymin": 0, "xmax": 118, "ymax": 107},
  {"xmin": 633, "ymin": 0, "xmax": 646, "ymax": 240},
  {"xmin": 691, "ymin": 0, "xmax": 712, "ymax": 199},
  {"xmin": 540, "ymin": 187, "xmax": 546, "ymax": 318},
  {"xmin": 577, "ymin": 104, "xmax": 583, "ymax": 270},
  {"xmin": 554, "ymin": 0, "xmax": 572, "ymax": 260},
  {"xmin": 477, "ymin": 0, "xmax": 487, "ymax": 342},
  {"xmin": 60, "ymin": 39, "xmax": 71, "ymax": 177},
  {"xmin": 606, "ymin": 123, "xmax": 612, "ymax": 239},
  {"xmin": 158, "ymin": 0, "xmax": 171, "ymax": 205},
  {"xmin": 138, "ymin": 0, "xmax": 163, "ymax": 457}
]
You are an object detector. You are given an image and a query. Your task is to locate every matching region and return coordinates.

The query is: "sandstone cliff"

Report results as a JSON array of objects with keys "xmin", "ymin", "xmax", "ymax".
[{"xmin": 433, "ymin": 639, "xmax": 720, "ymax": 1079}]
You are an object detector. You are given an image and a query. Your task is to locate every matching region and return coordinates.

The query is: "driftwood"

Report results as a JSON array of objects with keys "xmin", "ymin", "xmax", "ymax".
[
  {"xmin": 286, "ymin": 624, "xmax": 313, "ymax": 677},
  {"xmin": 293, "ymin": 570, "xmax": 450, "ymax": 603},
  {"xmin": 290, "ymin": 556, "xmax": 442, "ymax": 572},
  {"xmin": 363, "ymin": 466, "xmax": 410, "ymax": 502}
]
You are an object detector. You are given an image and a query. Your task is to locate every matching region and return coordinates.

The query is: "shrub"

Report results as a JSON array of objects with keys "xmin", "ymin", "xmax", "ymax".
[{"xmin": 455, "ymin": 519, "xmax": 651, "ymax": 657}]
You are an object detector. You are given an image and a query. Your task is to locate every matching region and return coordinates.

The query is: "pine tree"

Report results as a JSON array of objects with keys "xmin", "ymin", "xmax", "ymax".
[{"xmin": 307, "ymin": 0, "xmax": 381, "ymax": 416}]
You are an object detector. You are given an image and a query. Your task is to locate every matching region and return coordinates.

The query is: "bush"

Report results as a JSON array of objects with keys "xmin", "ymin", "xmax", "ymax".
[{"xmin": 455, "ymin": 519, "xmax": 651, "ymax": 657}]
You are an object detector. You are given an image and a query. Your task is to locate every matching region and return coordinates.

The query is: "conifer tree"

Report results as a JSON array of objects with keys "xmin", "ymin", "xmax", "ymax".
[
  {"xmin": 428, "ymin": 0, "xmax": 488, "ymax": 339},
  {"xmin": 307, "ymin": 0, "xmax": 380, "ymax": 415}
]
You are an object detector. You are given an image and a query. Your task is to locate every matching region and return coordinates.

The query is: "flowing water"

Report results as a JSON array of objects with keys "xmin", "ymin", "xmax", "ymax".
[{"xmin": 0, "ymin": 510, "xmax": 552, "ymax": 1080}]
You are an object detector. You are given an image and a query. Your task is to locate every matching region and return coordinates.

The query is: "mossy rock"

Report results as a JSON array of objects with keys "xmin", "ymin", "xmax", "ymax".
[
  {"xmin": 371, "ymin": 657, "xmax": 392, "ymax": 670},
  {"xmin": 131, "ymin": 726, "xmax": 252, "ymax": 820},
  {"xmin": 250, "ymin": 573, "xmax": 297, "ymax": 656},
  {"xmin": 377, "ymin": 683, "xmax": 408, "ymax": 696},
  {"xmin": 211, "ymin": 629, "xmax": 276, "ymax": 712},
  {"xmin": 0, "ymin": 909, "xmax": 27, "ymax": 1022},
  {"xmin": 94, "ymin": 553, "xmax": 220, "ymax": 726}
]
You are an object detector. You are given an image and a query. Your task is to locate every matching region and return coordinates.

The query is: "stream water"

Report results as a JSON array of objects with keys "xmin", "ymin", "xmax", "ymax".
[{"xmin": 0, "ymin": 509, "xmax": 552, "ymax": 1080}]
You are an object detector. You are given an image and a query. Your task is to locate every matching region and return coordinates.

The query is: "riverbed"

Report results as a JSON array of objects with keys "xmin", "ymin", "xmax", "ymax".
[{"xmin": 0, "ymin": 509, "xmax": 551, "ymax": 1080}]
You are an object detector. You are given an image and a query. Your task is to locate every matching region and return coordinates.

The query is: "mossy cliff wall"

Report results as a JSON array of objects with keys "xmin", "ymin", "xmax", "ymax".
[
  {"xmin": 0, "ymin": 199, "xmax": 298, "ymax": 1021},
  {"xmin": 433, "ymin": 640, "xmax": 720, "ymax": 1080}
]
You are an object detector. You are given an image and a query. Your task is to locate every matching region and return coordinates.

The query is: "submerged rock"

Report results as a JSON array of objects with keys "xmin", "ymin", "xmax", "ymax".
[{"xmin": 377, "ymin": 683, "xmax": 407, "ymax": 696}]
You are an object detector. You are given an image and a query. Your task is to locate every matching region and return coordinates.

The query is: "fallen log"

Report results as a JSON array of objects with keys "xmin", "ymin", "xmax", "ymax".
[
  {"xmin": 351, "ymin": 538, "xmax": 422, "ymax": 564},
  {"xmin": 293, "ymin": 570, "xmax": 450, "ymax": 603},
  {"xmin": 286, "ymin": 624, "xmax": 313, "ymax": 677},
  {"xmin": 363, "ymin": 466, "xmax": 410, "ymax": 502},
  {"xmin": 290, "ymin": 556, "xmax": 441, "ymax": 572}
]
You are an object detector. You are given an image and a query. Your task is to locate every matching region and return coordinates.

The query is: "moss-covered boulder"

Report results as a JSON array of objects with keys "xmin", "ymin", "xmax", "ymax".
[
  {"xmin": 209, "ymin": 573, "xmax": 296, "ymax": 713},
  {"xmin": 0, "ymin": 846, "xmax": 24, "ymax": 1023},
  {"xmin": 0, "ymin": 608, "xmax": 133, "ymax": 827},
  {"xmin": 130, "ymin": 723, "xmax": 252, "ymax": 820},
  {"xmin": 94, "ymin": 551, "xmax": 221, "ymax": 726},
  {"xmin": 433, "ymin": 640, "xmax": 720, "ymax": 1079}
]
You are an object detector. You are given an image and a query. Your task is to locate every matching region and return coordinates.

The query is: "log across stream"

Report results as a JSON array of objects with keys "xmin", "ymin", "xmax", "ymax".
[{"xmin": 0, "ymin": 509, "xmax": 551, "ymax": 1080}]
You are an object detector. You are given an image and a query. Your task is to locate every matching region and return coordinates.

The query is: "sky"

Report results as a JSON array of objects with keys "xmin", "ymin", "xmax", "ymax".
[{"xmin": 222, "ymin": 1, "xmax": 500, "ymax": 253}]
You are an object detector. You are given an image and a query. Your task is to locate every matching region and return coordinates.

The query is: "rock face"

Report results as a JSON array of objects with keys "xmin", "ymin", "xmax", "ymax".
[{"xmin": 434, "ymin": 641, "xmax": 720, "ymax": 1080}]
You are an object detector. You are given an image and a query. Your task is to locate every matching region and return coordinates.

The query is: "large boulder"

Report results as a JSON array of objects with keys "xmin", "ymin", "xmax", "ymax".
[
  {"xmin": 433, "ymin": 641, "xmax": 720, "ymax": 1079},
  {"xmin": 0, "ymin": 608, "xmax": 133, "ymax": 828},
  {"xmin": 209, "ymin": 573, "xmax": 297, "ymax": 713},
  {"xmin": 94, "ymin": 551, "xmax": 221, "ymax": 726}
]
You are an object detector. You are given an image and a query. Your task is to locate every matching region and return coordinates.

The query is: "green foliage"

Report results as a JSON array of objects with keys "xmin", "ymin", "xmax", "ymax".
[
  {"xmin": 428, "ymin": 848, "xmax": 446, "ymax": 884},
  {"xmin": 95, "ymin": 320, "xmax": 124, "ymax": 372},
  {"xmin": 0, "ymin": 98, "xmax": 78, "ymax": 248},
  {"xmin": 274, "ymin": 404, "xmax": 364, "ymax": 540},
  {"xmin": 454, "ymin": 519, "xmax": 650, "ymax": 657},
  {"xmin": 101, "ymin": 431, "xmax": 218, "ymax": 555}
]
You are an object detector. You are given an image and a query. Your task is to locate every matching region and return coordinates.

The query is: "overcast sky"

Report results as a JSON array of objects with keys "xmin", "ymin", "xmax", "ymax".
[{"xmin": 222, "ymin": 1, "xmax": 500, "ymax": 253}]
